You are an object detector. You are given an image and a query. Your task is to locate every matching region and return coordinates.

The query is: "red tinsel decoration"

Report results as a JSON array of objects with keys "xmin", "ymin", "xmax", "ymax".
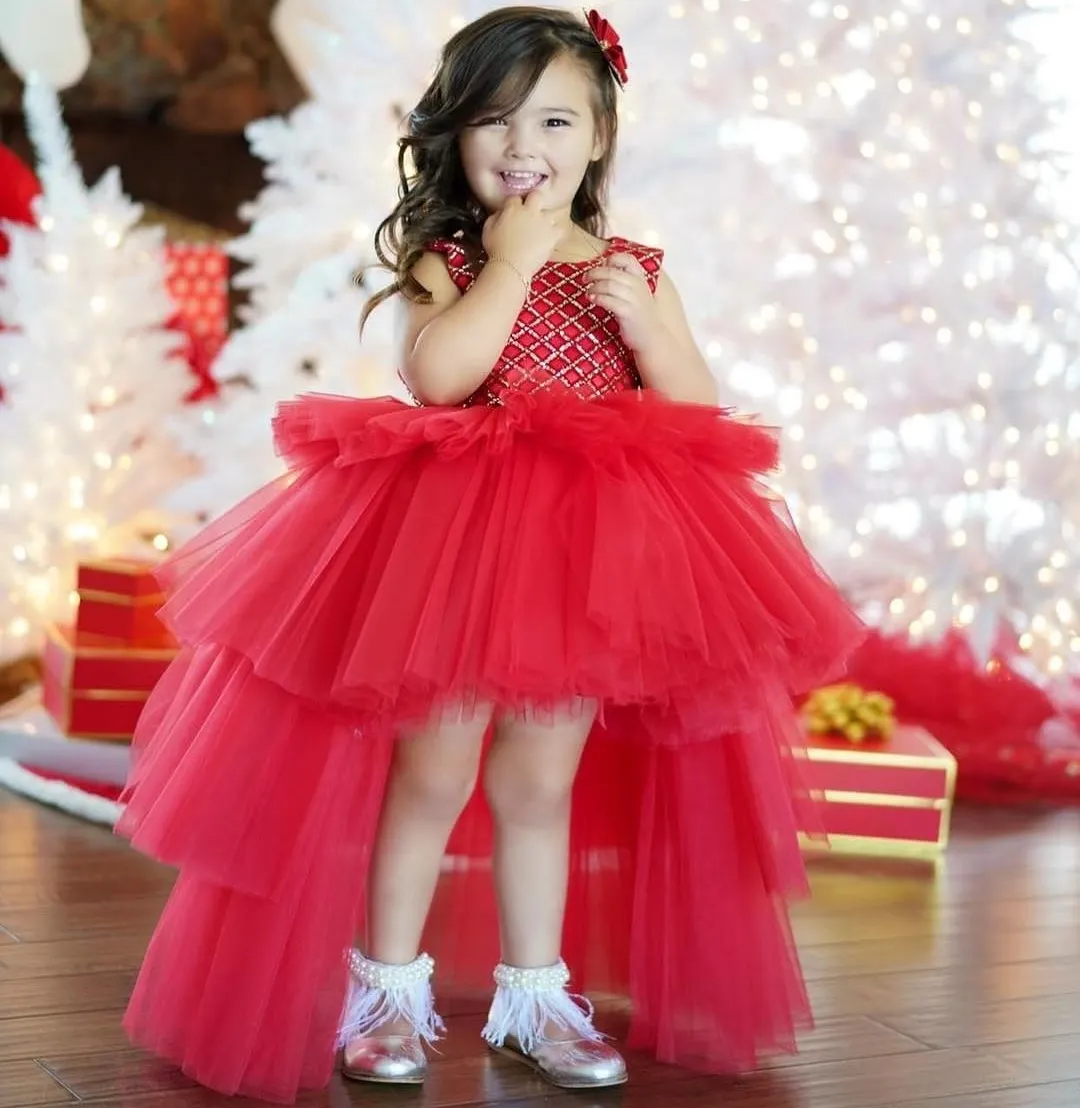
[{"xmin": 844, "ymin": 628, "xmax": 1080, "ymax": 805}]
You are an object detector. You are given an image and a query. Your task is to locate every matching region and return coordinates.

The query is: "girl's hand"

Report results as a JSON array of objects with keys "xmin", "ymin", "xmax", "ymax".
[
  {"xmin": 586, "ymin": 253, "xmax": 666, "ymax": 354},
  {"xmin": 482, "ymin": 192, "xmax": 562, "ymax": 279}
]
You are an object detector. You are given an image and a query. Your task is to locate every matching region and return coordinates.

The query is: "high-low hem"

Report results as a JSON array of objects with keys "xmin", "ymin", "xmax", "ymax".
[{"xmin": 118, "ymin": 388, "xmax": 862, "ymax": 1103}]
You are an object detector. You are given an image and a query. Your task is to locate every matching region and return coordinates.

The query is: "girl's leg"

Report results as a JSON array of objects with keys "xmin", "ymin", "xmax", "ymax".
[
  {"xmin": 481, "ymin": 704, "xmax": 626, "ymax": 1087},
  {"xmin": 359, "ymin": 704, "xmax": 492, "ymax": 1035},
  {"xmin": 482, "ymin": 703, "xmax": 596, "ymax": 969}
]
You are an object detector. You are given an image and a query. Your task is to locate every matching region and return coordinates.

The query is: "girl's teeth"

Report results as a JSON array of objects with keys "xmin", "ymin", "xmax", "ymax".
[{"xmin": 502, "ymin": 172, "xmax": 544, "ymax": 190}]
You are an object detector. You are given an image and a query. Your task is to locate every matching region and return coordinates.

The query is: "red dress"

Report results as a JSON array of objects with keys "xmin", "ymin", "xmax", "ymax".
[{"xmin": 117, "ymin": 236, "xmax": 862, "ymax": 1103}]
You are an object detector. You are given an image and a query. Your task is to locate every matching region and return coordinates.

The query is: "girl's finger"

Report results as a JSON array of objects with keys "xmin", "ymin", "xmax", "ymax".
[
  {"xmin": 589, "ymin": 265, "xmax": 642, "ymax": 284},
  {"xmin": 605, "ymin": 252, "xmax": 648, "ymax": 278},
  {"xmin": 588, "ymin": 272, "xmax": 645, "ymax": 297},
  {"xmin": 589, "ymin": 290, "xmax": 636, "ymax": 313}
]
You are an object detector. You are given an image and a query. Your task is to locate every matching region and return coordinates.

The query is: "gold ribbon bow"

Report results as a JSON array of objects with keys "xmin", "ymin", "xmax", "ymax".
[{"xmin": 802, "ymin": 683, "xmax": 896, "ymax": 743}]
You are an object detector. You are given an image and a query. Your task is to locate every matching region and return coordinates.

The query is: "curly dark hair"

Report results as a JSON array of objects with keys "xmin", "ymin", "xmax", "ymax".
[{"xmin": 359, "ymin": 6, "xmax": 621, "ymax": 332}]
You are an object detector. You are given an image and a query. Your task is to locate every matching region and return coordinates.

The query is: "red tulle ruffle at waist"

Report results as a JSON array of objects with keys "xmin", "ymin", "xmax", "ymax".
[{"xmin": 272, "ymin": 388, "xmax": 780, "ymax": 475}]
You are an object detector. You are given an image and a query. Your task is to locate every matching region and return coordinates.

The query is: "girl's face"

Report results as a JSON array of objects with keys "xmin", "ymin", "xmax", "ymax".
[{"xmin": 459, "ymin": 53, "xmax": 605, "ymax": 218}]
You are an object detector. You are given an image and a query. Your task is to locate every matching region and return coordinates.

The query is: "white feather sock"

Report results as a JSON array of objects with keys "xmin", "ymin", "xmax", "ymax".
[
  {"xmin": 337, "ymin": 950, "xmax": 445, "ymax": 1047},
  {"xmin": 482, "ymin": 960, "xmax": 605, "ymax": 1053}
]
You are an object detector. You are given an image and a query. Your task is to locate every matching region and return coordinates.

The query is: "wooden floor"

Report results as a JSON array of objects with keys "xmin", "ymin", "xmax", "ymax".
[{"xmin": 3, "ymin": 794, "xmax": 1080, "ymax": 1108}]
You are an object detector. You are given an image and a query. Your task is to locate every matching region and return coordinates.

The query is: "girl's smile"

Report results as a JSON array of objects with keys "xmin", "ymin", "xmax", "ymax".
[{"xmin": 459, "ymin": 54, "xmax": 605, "ymax": 217}]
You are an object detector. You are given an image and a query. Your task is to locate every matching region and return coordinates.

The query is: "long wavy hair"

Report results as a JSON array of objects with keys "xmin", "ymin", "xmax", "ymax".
[{"xmin": 359, "ymin": 6, "xmax": 621, "ymax": 332}]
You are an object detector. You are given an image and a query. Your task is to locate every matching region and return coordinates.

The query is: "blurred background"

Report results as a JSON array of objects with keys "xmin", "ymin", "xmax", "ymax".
[
  {"xmin": 2, "ymin": 0, "xmax": 1080, "ymax": 814},
  {"xmin": 3, "ymin": 8, "xmax": 1080, "ymax": 1108},
  {"xmin": 0, "ymin": 0, "xmax": 299, "ymax": 233}
]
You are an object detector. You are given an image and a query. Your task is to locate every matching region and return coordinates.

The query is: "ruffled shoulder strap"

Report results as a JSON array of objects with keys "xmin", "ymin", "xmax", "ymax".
[
  {"xmin": 606, "ymin": 237, "xmax": 664, "ymax": 293},
  {"xmin": 427, "ymin": 237, "xmax": 477, "ymax": 292}
]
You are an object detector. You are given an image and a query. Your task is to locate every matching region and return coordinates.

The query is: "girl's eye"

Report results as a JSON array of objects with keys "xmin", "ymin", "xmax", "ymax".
[
  {"xmin": 545, "ymin": 118, "xmax": 570, "ymax": 128},
  {"xmin": 474, "ymin": 116, "xmax": 507, "ymax": 127}
]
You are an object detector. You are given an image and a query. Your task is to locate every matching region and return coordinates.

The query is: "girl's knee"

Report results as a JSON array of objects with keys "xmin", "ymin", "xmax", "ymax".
[
  {"xmin": 483, "ymin": 751, "xmax": 577, "ymax": 827},
  {"xmin": 393, "ymin": 752, "xmax": 479, "ymax": 822},
  {"xmin": 390, "ymin": 707, "xmax": 489, "ymax": 822}
]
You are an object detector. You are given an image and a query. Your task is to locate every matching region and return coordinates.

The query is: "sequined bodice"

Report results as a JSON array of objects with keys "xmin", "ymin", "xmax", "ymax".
[{"xmin": 429, "ymin": 236, "xmax": 663, "ymax": 407}]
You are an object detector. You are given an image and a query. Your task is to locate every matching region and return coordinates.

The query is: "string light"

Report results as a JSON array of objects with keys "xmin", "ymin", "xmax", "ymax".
[{"xmin": 0, "ymin": 79, "xmax": 192, "ymax": 662}]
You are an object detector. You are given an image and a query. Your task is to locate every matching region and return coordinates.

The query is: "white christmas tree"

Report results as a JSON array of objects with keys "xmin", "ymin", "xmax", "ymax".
[
  {"xmin": 0, "ymin": 77, "xmax": 191, "ymax": 664},
  {"xmin": 176, "ymin": 1, "xmax": 1080, "ymax": 675},
  {"xmin": 654, "ymin": 0, "xmax": 1080, "ymax": 679},
  {"xmin": 163, "ymin": 3, "xmax": 421, "ymax": 516}
]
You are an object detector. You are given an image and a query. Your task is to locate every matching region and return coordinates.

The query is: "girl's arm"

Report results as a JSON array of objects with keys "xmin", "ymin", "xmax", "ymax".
[
  {"xmin": 587, "ymin": 257, "xmax": 719, "ymax": 406},
  {"xmin": 399, "ymin": 251, "xmax": 528, "ymax": 406},
  {"xmin": 632, "ymin": 273, "xmax": 719, "ymax": 406}
]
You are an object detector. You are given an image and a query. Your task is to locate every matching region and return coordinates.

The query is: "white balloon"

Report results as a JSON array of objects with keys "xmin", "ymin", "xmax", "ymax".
[{"xmin": 0, "ymin": 0, "xmax": 90, "ymax": 89}]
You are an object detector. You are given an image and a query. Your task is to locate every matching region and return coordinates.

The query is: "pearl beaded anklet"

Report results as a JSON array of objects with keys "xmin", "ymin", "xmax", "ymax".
[
  {"xmin": 337, "ymin": 950, "xmax": 444, "ymax": 1047},
  {"xmin": 483, "ymin": 958, "xmax": 604, "ymax": 1053},
  {"xmin": 492, "ymin": 960, "xmax": 572, "ymax": 991},
  {"xmin": 347, "ymin": 950, "xmax": 435, "ymax": 988}
]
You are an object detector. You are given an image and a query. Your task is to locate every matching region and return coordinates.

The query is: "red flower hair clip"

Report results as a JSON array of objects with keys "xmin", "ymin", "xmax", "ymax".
[{"xmin": 585, "ymin": 9, "xmax": 629, "ymax": 87}]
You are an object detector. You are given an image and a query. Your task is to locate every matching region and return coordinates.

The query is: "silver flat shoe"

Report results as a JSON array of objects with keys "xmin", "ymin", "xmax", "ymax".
[
  {"xmin": 491, "ymin": 1033, "xmax": 628, "ymax": 1089},
  {"xmin": 337, "ymin": 950, "xmax": 443, "ymax": 1086},
  {"xmin": 342, "ymin": 1033, "xmax": 427, "ymax": 1085}
]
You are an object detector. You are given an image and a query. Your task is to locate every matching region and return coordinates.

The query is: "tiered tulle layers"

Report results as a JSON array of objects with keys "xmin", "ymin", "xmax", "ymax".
[{"xmin": 117, "ymin": 389, "xmax": 862, "ymax": 1103}]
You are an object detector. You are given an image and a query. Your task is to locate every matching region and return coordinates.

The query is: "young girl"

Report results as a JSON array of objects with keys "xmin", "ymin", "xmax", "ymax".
[{"xmin": 118, "ymin": 7, "xmax": 862, "ymax": 1104}]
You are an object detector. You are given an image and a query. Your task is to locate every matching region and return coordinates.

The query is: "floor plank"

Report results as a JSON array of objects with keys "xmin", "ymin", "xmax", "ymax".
[
  {"xmin": 816, "ymin": 955, "xmax": 1080, "ymax": 1017},
  {"xmin": 1, "ymin": 971, "xmax": 136, "ymax": 1019},
  {"xmin": 0, "ymin": 897, "xmax": 164, "ymax": 943},
  {"xmin": 884, "ymin": 1084, "xmax": 1080, "ymax": 1108},
  {"xmin": 0, "ymin": 933, "xmax": 149, "ymax": 980},
  {"xmin": 0, "ymin": 1059, "xmax": 76, "ymax": 1108},
  {"xmin": 876, "ymin": 991, "xmax": 1080, "ymax": 1049},
  {"xmin": 2, "ymin": 789, "xmax": 1080, "ymax": 1106},
  {"xmin": 995, "ymin": 1031, "xmax": 1080, "ymax": 1085},
  {"xmin": 34, "ymin": 1047, "xmax": 201, "ymax": 1103},
  {"xmin": 0, "ymin": 1008, "xmax": 131, "ymax": 1063}
]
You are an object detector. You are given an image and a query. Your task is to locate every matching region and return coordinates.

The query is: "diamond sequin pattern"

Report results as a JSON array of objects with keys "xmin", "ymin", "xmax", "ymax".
[{"xmin": 429, "ymin": 237, "xmax": 663, "ymax": 407}]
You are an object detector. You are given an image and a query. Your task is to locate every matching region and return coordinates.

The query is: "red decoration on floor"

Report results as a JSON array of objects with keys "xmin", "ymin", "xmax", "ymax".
[
  {"xmin": 0, "ymin": 758, "xmax": 123, "ymax": 826},
  {"xmin": 845, "ymin": 629, "xmax": 1080, "ymax": 805},
  {"xmin": 22, "ymin": 764, "xmax": 122, "ymax": 802}
]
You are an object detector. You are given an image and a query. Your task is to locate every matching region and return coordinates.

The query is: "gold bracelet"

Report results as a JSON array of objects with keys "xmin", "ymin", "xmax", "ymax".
[{"xmin": 486, "ymin": 255, "xmax": 530, "ymax": 295}]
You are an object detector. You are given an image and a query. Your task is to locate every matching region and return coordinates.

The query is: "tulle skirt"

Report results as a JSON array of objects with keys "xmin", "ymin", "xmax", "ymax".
[{"xmin": 116, "ymin": 388, "xmax": 863, "ymax": 1103}]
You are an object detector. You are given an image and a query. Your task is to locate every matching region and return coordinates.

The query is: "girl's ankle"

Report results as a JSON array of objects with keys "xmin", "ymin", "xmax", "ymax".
[
  {"xmin": 338, "ymin": 950, "xmax": 445, "ymax": 1047},
  {"xmin": 369, "ymin": 1015, "xmax": 417, "ymax": 1038}
]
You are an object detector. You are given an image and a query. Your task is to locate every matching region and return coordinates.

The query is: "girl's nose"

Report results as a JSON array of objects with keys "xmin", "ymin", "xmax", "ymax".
[{"xmin": 504, "ymin": 125, "xmax": 536, "ymax": 161}]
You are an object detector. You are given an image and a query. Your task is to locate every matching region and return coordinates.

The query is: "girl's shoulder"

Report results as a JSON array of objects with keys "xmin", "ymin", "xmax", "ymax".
[
  {"xmin": 604, "ymin": 235, "xmax": 665, "ymax": 292},
  {"xmin": 427, "ymin": 234, "xmax": 467, "ymax": 257},
  {"xmin": 605, "ymin": 235, "xmax": 663, "ymax": 269},
  {"xmin": 426, "ymin": 235, "xmax": 475, "ymax": 292}
]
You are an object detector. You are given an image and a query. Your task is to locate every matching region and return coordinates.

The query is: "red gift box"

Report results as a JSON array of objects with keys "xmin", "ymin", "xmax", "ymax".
[
  {"xmin": 75, "ymin": 558, "xmax": 174, "ymax": 648},
  {"xmin": 164, "ymin": 242, "xmax": 229, "ymax": 402},
  {"xmin": 801, "ymin": 725, "xmax": 956, "ymax": 859},
  {"xmin": 42, "ymin": 623, "xmax": 177, "ymax": 742}
]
